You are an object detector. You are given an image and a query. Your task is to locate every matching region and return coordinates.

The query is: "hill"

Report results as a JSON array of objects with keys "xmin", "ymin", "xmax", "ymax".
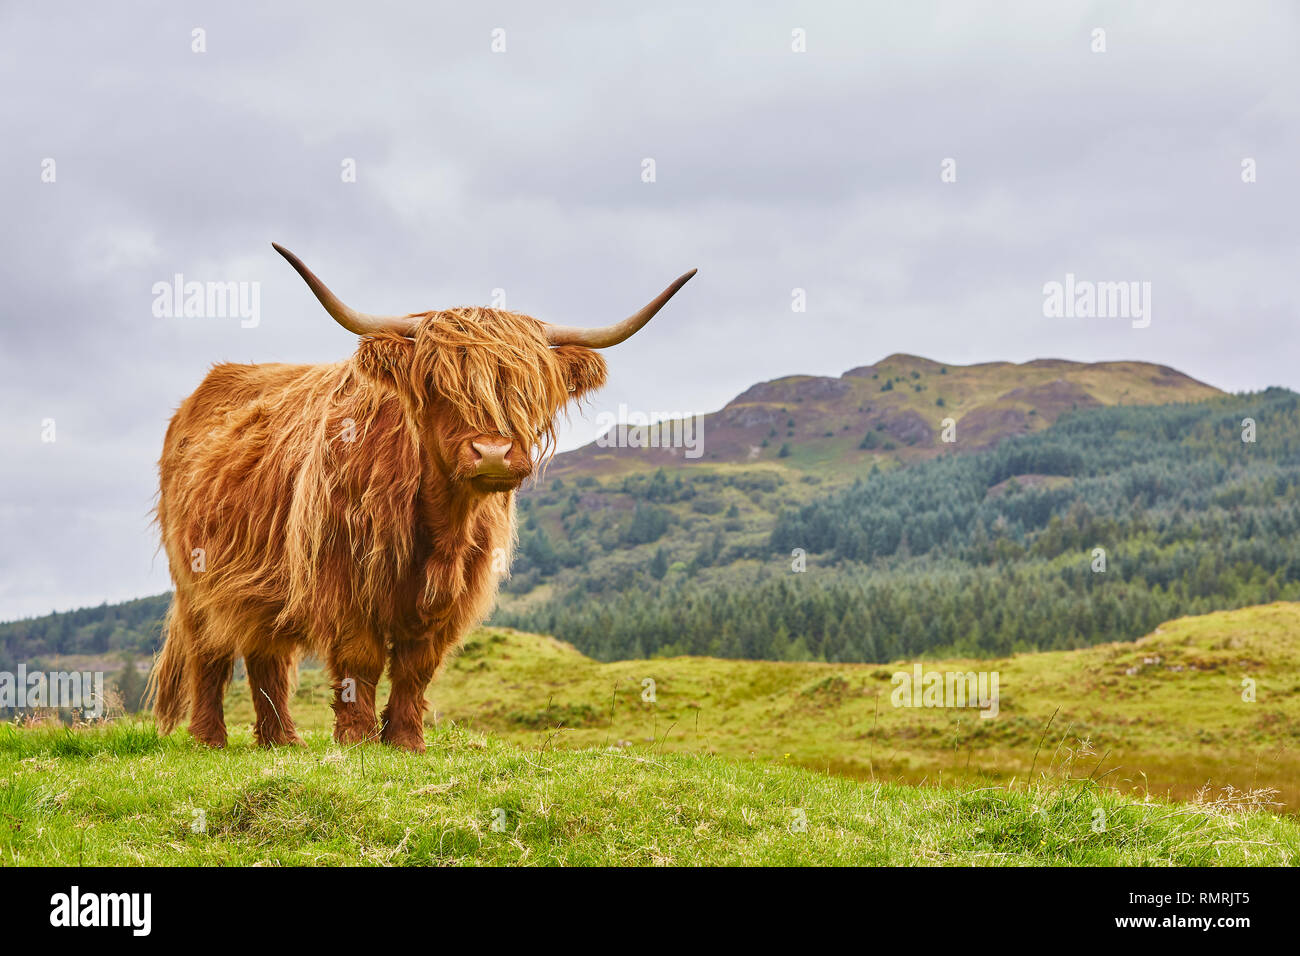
[
  {"xmin": 0, "ymin": 593, "xmax": 167, "ymax": 668},
  {"xmin": 499, "ymin": 387, "xmax": 1300, "ymax": 661},
  {"xmin": 545, "ymin": 354, "xmax": 1222, "ymax": 480}
]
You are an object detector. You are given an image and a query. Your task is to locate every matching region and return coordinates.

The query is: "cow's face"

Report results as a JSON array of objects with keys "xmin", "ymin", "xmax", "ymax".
[
  {"xmin": 357, "ymin": 311, "xmax": 608, "ymax": 493},
  {"xmin": 272, "ymin": 244, "xmax": 695, "ymax": 495}
]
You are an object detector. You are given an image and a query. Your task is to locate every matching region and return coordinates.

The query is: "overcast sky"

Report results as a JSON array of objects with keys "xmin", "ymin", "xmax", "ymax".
[{"xmin": 1, "ymin": 1, "xmax": 1297, "ymax": 620}]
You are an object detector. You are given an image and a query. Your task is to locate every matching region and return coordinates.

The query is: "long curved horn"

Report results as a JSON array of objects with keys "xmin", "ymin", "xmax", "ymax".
[
  {"xmin": 272, "ymin": 243, "xmax": 419, "ymax": 337},
  {"xmin": 542, "ymin": 269, "xmax": 697, "ymax": 348}
]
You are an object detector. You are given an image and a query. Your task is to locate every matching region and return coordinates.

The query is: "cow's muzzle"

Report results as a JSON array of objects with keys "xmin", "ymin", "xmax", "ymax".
[{"xmin": 471, "ymin": 440, "xmax": 514, "ymax": 478}]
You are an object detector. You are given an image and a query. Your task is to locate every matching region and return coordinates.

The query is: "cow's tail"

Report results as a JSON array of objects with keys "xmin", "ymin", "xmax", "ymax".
[{"xmin": 146, "ymin": 602, "xmax": 191, "ymax": 733}]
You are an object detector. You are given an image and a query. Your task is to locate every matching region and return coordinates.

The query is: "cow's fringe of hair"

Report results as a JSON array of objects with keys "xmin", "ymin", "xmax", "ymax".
[{"xmin": 405, "ymin": 308, "xmax": 575, "ymax": 462}]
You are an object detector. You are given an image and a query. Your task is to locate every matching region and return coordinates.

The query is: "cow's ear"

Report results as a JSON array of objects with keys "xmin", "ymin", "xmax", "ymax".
[
  {"xmin": 554, "ymin": 346, "xmax": 608, "ymax": 401},
  {"xmin": 355, "ymin": 335, "xmax": 415, "ymax": 390}
]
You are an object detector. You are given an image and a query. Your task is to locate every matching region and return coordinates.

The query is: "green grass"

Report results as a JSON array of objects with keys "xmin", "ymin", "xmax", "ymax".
[
  {"xmin": 8, "ymin": 602, "xmax": 1298, "ymax": 866},
  {"xmin": 1, "ymin": 722, "xmax": 1295, "ymax": 866}
]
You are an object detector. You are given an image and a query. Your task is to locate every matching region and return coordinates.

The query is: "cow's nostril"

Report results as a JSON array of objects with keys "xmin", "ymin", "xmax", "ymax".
[{"xmin": 471, "ymin": 441, "xmax": 513, "ymax": 469}]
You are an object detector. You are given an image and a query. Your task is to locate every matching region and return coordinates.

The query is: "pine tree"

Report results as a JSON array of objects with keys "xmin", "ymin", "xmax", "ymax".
[
  {"xmin": 115, "ymin": 652, "xmax": 145, "ymax": 713},
  {"xmin": 650, "ymin": 547, "xmax": 669, "ymax": 580}
]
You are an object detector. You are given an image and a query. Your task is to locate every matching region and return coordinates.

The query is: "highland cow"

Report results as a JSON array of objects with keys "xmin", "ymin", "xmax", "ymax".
[{"xmin": 148, "ymin": 244, "xmax": 695, "ymax": 751}]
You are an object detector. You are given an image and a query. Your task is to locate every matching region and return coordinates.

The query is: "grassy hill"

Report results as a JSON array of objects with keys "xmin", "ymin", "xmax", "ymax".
[
  {"xmin": 5, "ymin": 603, "xmax": 1296, "ymax": 865},
  {"xmin": 547, "ymin": 354, "xmax": 1222, "ymax": 480}
]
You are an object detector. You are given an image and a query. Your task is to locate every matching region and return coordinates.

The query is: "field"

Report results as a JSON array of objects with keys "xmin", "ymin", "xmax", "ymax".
[
  {"xmin": 2, "ymin": 603, "xmax": 1297, "ymax": 866},
  {"xmin": 2, "ymin": 722, "xmax": 1296, "ymax": 866},
  {"xmin": 228, "ymin": 601, "xmax": 1300, "ymax": 808}
]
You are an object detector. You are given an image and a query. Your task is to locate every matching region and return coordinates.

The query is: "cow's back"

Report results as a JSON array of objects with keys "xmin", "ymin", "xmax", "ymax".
[{"xmin": 158, "ymin": 362, "xmax": 348, "ymax": 622}]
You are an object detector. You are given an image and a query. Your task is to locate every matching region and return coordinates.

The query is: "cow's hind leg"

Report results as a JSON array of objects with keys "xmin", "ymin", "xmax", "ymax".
[
  {"xmin": 187, "ymin": 652, "xmax": 234, "ymax": 748},
  {"xmin": 246, "ymin": 651, "xmax": 303, "ymax": 747},
  {"xmin": 328, "ymin": 638, "xmax": 384, "ymax": 745},
  {"xmin": 381, "ymin": 638, "xmax": 441, "ymax": 753}
]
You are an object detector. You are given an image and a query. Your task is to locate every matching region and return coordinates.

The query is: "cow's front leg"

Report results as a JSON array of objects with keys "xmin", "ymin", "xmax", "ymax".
[
  {"xmin": 380, "ymin": 638, "xmax": 441, "ymax": 753},
  {"xmin": 328, "ymin": 638, "xmax": 384, "ymax": 745}
]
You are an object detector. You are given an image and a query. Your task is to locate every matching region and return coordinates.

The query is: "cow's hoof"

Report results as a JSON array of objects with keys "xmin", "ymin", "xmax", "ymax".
[
  {"xmin": 257, "ymin": 733, "xmax": 305, "ymax": 748},
  {"xmin": 381, "ymin": 730, "xmax": 426, "ymax": 753},
  {"xmin": 188, "ymin": 725, "xmax": 228, "ymax": 749},
  {"xmin": 332, "ymin": 723, "xmax": 378, "ymax": 746}
]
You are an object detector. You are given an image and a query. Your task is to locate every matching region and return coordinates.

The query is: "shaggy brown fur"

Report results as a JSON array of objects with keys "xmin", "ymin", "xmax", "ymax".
[{"xmin": 148, "ymin": 307, "xmax": 607, "ymax": 751}]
